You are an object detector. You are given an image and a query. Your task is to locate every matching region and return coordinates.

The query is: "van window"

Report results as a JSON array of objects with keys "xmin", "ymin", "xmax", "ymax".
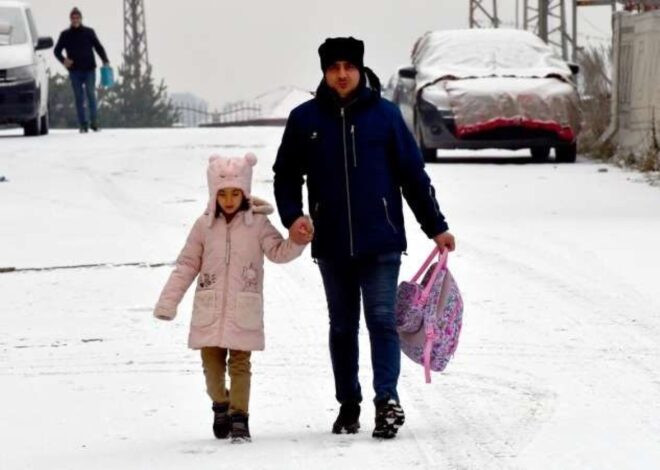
[
  {"xmin": 25, "ymin": 8, "xmax": 39, "ymax": 45},
  {"xmin": 0, "ymin": 7, "xmax": 28, "ymax": 45}
]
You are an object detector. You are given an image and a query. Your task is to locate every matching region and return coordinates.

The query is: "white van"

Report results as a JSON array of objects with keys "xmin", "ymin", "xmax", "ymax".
[{"xmin": 0, "ymin": 1, "xmax": 52, "ymax": 136}]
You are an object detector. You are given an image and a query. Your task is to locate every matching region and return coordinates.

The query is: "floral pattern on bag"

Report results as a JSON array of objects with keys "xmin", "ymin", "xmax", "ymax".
[{"xmin": 396, "ymin": 257, "xmax": 463, "ymax": 375}]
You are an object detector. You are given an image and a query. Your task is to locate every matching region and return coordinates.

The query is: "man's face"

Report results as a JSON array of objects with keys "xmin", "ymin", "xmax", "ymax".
[
  {"xmin": 70, "ymin": 14, "xmax": 82, "ymax": 28},
  {"xmin": 324, "ymin": 61, "xmax": 361, "ymax": 99}
]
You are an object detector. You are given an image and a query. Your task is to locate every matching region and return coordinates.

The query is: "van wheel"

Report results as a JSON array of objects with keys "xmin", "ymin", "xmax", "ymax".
[
  {"xmin": 23, "ymin": 115, "xmax": 41, "ymax": 137},
  {"xmin": 40, "ymin": 112, "xmax": 49, "ymax": 135},
  {"xmin": 530, "ymin": 146, "xmax": 550, "ymax": 162},
  {"xmin": 555, "ymin": 143, "xmax": 577, "ymax": 163}
]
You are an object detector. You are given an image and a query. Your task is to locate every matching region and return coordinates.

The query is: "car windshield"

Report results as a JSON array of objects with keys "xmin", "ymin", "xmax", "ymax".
[{"xmin": 0, "ymin": 7, "xmax": 28, "ymax": 46}]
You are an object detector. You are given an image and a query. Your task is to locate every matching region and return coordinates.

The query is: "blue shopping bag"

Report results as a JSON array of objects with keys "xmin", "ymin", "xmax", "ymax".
[{"xmin": 100, "ymin": 65, "xmax": 115, "ymax": 88}]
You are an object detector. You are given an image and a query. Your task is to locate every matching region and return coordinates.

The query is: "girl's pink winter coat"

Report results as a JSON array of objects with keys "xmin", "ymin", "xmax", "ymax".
[{"xmin": 154, "ymin": 197, "xmax": 305, "ymax": 351}]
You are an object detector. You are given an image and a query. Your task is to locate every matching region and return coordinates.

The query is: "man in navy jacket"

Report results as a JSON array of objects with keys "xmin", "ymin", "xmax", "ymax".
[
  {"xmin": 54, "ymin": 7, "xmax": 109, "ymax": 133},
  {"xmin": 274, "ymin": 37, "xmax": 455, "ymax": 439}
]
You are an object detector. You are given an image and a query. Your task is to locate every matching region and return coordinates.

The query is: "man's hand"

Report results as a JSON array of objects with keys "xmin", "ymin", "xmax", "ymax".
[
  {"xmin": 433, "ymin": 231, "xmax": 456, "ymax": 253},
  {"xmin": 63, "ymin": 58, "xmax": 74, "ymax": 69},
  {"xmin": 289, "ymin": 216, "xmax": 314, "ymax": 245}
]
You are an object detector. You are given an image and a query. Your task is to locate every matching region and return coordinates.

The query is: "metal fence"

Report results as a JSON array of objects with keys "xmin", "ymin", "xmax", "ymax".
[{"xmin": 172, "ymin": 102, "xmax": 263, "ymax": 127}]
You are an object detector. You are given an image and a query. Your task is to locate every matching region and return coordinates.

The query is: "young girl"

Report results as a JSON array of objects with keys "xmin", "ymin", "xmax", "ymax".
[{"xmin": 154, "ymin": 153, "xmax": 310, "ymax": 443}]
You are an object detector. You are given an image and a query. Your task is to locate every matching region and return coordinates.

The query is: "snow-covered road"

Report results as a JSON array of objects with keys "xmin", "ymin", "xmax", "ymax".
[{"xmin": 1, "ymin": 127, "xmax": 659, "ymax": 470}]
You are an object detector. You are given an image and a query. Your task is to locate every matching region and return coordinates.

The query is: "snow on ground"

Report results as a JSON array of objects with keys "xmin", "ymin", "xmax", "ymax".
[{"xmin": 1, "ymin": 127, "xmax": 660, "ymax": 470}]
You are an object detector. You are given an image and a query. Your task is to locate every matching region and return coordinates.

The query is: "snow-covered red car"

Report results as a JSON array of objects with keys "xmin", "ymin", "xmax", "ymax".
[{"xmin": 390, "ymin": 29, "xmax": 582, "ymax": 162}]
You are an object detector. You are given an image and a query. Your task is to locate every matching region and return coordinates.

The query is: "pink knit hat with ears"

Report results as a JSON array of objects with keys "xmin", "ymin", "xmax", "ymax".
[{"xmin": 206, "ymin": 153, "xmax": 258, "ymax": 225}]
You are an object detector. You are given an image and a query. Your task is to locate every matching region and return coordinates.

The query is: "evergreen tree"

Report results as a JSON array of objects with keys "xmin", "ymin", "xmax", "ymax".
[
  {"xmin": 48, "ymin": 73, "xmax": 78, "ymax": 128},
  {"xmin": 47, "ymin": 56, "xmax": 179, "ymax": 128},
  {"xmin": 98, "ymin": 57, "xmax": 179, "ymax": 128}
]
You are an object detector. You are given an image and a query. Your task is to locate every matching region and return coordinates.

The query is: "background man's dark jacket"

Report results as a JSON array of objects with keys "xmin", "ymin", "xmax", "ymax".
[
  {"xmin": 54, "ymin": 26, "xmax": 108, "ymax": 71},
  {"xmin": 273, "ymin": 71, "xmax": 449, "ymax": 259}
]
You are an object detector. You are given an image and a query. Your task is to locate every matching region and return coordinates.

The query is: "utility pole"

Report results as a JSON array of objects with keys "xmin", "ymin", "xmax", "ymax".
[
  {"xmin": 471, "ymin": 0, "xmax": 618, "ymax": 61},
  {"xmin": 469, "ymin": 0, "xmax": 501, "ymax": 28},
  {"xmin": 524, "ymin": 0, "xmax": 572, "ymax": 60},
  {"xmin": 123, "ymin": 0, "xmax": 150, "ymax": 82}
]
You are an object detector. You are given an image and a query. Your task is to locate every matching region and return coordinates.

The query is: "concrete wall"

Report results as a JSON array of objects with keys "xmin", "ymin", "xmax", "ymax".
[{"xmin": 612, "ymin": 10, "xmax": 660, "ymax": 157}]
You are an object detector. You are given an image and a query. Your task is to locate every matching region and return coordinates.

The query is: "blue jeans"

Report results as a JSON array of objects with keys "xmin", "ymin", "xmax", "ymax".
[
  {"xmin": 318, "ymin": 252, "xmax": 402, "ymax": 405},
  {"xmin": 69, "ymin": 70, "xmax": 97, "ymax": 126}
]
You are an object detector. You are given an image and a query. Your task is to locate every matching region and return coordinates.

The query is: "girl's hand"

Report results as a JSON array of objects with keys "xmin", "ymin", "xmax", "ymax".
[
  {"xmin": 290, "ymin": 216, "xmax": 314, "ymax": 245},
  {"xmin": 154, "ymin": 305, "xmax": 176, "ymax": 321}
]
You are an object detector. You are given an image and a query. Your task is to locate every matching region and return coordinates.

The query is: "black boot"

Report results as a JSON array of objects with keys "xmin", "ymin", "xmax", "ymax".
[
  {"xmin": 212, "ymin": 402, "xmax": 231, "ymax": 439},
  {"xmin": 79, "ymin": 124, "xmax": 89, "ymax": 133},
  {"xmin": 332, "ymin": 402, "xmax": 361, "ymax": 434},
  {"xmin": 230, "ymin": 412, "xmax": 251, "ymax": 443},
  {"xmin": 90, "ymin": 121, "xmax": 100, "ymax": 132},
  {"xmin": 372, "ymin": 398, "xmax": 405, "ymax": 439}
]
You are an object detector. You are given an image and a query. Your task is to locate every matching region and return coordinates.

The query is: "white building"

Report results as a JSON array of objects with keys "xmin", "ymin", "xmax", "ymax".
[{"xmin": 170, "ymin": 92, "xmax": 209, "ymax": 128}]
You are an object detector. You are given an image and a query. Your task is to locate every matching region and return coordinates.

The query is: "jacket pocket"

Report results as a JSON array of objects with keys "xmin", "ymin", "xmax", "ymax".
[
  {"xmin": 192, "ymin": 289, "xmax": 216, "ymax": 327},
  {"xmin": 235, "ymin": 292, "xmax": 263, "ymax": 331}
]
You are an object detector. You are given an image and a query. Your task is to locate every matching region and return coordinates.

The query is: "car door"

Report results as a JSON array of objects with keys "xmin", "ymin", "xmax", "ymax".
[
  {"xmin": 396, "ymin": 71, "xmax": 417, "ymax": 134},
  {"xmin": 25, "ymin": 7, "xmax": 47, "ymax": 116}
]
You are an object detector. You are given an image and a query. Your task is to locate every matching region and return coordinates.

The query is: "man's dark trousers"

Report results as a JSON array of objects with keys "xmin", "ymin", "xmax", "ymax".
[
  {"xmin": 69, "ymin": 70, "xmax": 97, "ymax": 127},
  {"xmin": 318, "ymin": 252, "xmax": 402, "ymax": 405}
]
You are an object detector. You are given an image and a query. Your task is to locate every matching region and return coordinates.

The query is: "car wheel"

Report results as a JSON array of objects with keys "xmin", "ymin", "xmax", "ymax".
[
  {"xmin": 23, "ymin": 115, "xmax": 41, "ymax": 137},
  {"xmin": 415, "ymin": 119, "xmax": 437, "ymax": 163},
  {"xmin": 40, "ymin": 112, "xmax": 49, "ymax": 135},
  {"xmin": 530, "ymin": 146, "xmax": 550, "ymax": 162},
  {"xmin": 555, "ymin": 143, "xmax": 577, "ymax": 163}
]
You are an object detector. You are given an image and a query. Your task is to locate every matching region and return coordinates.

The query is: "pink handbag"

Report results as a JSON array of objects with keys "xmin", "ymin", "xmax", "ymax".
[{"xmin": 395, "ymin": 247, "xmax": 463, "ymax": 383}]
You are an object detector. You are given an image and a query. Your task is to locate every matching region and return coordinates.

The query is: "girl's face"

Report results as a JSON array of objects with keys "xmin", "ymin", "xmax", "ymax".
[{"xmin": 217, "ymin": 188, "xmax": 244, "ymax": 215}]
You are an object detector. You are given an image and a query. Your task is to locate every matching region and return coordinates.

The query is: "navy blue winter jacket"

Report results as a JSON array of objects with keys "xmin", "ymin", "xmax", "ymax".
[
  {"xmin": 273, "ymin": 71, "xmax": 449, "ymax": 259},
  {"xmin": 54, "ymin": 26, "xmax": 108, "ymax": 72}
]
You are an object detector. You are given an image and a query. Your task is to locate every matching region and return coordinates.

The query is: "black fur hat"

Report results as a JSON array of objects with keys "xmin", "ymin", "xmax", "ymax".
[{"xmin": 318, "ymin": 37, "xmax": 365, "ymax": 72}]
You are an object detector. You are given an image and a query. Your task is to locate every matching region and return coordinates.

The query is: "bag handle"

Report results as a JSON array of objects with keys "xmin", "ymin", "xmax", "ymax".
[
  {"xmin": 416, "ymin": 247, "xmax": 449, "ymax": 384},
  {"xmin": 412, "ymin": 247, "xmax": 448, "ymax": 305}
]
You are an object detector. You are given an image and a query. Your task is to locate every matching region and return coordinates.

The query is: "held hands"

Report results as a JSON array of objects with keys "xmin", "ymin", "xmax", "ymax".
[
  {"xmin": 433, "ymin": 231, "xmax": 456, "ymax": 253},
  {"xmin": 289, "ymin": 216, "xmax": 314, "ymax": 245},
  {"xmin": 63, "ymin": 58, "xmax": 74, "ymax": 69}
]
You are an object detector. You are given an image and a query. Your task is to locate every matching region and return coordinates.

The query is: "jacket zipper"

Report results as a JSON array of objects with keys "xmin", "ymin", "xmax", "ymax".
[
  {"xmin": 221, "ymin": 219, "xmax": 232, "ymax": 332},
  {"xmin": 351, "ymin": 125, "xmax": 357, "ymax": 168},
  {"xmin": 341, "ymin": 107, "xmax": 355, "ymax": 256},
  {"xmin": 383, "ymin": 197, "xmax": 398, "ymax": 233}
]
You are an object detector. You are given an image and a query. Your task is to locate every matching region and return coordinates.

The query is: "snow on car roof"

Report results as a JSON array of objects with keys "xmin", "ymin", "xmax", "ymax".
[{"xmin": 413, "ymin": 28, "xmax": 572, "ymax": 91}]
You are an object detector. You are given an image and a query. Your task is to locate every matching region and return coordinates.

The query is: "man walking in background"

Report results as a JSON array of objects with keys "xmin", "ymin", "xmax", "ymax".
[
  {"xmin": 274, "ymin": 37, "xmax": 455, "ymax": 440},
  {"xmin": 54, "ymin": 7, "xmax": 109, "ymax": 133}
]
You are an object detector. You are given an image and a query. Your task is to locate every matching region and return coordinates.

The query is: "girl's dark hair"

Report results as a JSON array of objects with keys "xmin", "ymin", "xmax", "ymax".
[{"xmin": 215, "ymin": 197, "xmax": 250, "ymax": 218}]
